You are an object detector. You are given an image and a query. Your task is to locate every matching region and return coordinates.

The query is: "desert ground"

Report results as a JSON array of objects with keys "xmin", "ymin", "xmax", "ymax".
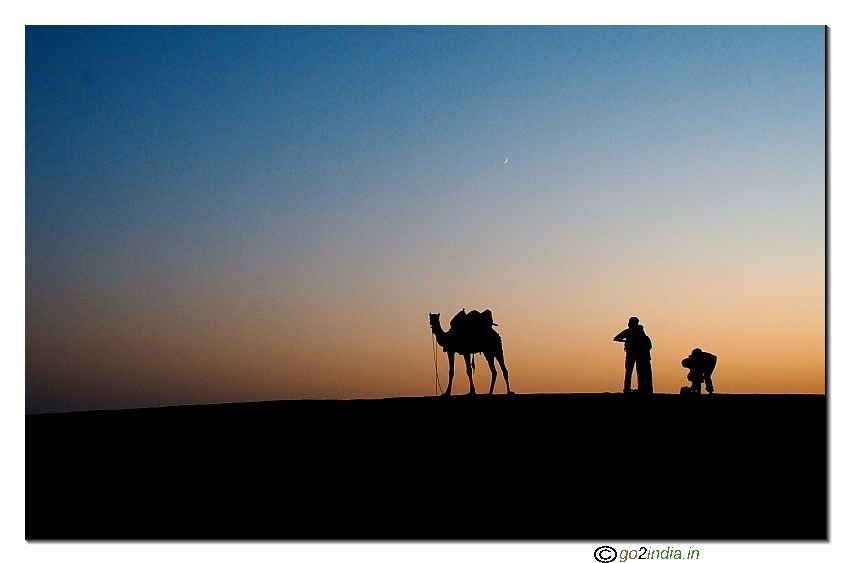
[{"xmin": 26, "ymin": 393, "xmax": 826, "ymax": 540}]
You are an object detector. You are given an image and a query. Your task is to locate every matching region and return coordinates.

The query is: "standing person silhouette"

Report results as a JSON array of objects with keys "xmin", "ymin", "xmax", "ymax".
[
  {"xmin": 613, "ymin": 317, "xmax": 653, "ymax": 394},
  {"xmin": 633, "ymin": 324, "xmax": 653, "ymax": 393}
]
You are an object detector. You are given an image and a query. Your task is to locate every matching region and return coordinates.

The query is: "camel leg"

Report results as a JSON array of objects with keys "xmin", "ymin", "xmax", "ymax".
[
  {"xmin": 464, "ymin": 354, "xmax": 476, "ymax": 395},
  {"xmin": 496, "ymin": 349, "xmax": 513, "ymax": 394},
  {"xmin": 486, "ymin": 355, "xmax": 499, "ymax": 394},
  {"xmin": 443, "ymin": 351, "xmax": 455, "ymax": 396}
]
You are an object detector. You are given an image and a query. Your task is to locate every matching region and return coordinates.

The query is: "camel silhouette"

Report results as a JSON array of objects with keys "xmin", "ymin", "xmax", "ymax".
[{"xmin": 429, "ymin": 311, "xmax": 513, "ymax": 396}]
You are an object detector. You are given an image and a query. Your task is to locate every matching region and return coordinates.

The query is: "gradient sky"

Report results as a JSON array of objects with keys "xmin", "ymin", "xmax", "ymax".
[{"xmin": 25, "ymin": 26, "xmax": 825, "ymax": 413}]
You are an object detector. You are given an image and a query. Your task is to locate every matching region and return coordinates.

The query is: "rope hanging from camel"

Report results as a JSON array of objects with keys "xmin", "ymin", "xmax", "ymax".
[{"xmin": 432, "ymin": 332, "xmax": 444, "ymax": 396}]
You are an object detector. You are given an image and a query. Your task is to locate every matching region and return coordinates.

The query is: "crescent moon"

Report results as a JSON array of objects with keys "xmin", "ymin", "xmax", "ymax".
[{"xmin": 503, "ymin": 157, "xmax": 508, "ymax": 164}]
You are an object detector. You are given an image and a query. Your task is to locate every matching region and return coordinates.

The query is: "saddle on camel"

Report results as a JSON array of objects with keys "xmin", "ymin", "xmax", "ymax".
[{"xmin": 449, "ymin": 308, "xmax": 497, "ymax": 334}]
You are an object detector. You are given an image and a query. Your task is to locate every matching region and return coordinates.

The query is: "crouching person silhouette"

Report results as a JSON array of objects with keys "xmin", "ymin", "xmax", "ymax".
[{"xmin": 680, "ymin": 348, "xmax": 717, "ymax": 394}]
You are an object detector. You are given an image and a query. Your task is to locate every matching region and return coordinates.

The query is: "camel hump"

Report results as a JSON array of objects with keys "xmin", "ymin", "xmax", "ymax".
[
  {"xmin": 450, "ymin": 308, "xmax": 497, "ymax": 333},
  {"xmin": 449, "ymin": 309, "xmax": 467, "ymax": 331},
  {"xmin": 480, "ymin": 309, "xmax": 496, "ymax": 327}
]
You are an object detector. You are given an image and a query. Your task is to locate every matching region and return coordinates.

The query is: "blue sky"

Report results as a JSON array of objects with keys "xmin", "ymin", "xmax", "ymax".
[{"xmin": 24, "ymin": 25, "xmax": 826, "ymax": 413}]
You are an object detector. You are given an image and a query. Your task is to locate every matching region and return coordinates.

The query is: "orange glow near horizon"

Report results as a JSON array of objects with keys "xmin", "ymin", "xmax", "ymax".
[{"xmin": 26, "ymin": 245, "xmax": 824, "ymax": 412}]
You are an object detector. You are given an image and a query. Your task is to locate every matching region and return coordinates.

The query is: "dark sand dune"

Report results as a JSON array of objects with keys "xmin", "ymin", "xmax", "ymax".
[{"xmin": 26, "ymin": 393, "xmax": 826, "ymax": 540}]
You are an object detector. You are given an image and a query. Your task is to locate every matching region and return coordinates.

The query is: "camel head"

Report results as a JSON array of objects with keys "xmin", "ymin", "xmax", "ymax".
[{"xmin": 429, "ymin": 313, "xmax": 442, "ymax": 331}]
